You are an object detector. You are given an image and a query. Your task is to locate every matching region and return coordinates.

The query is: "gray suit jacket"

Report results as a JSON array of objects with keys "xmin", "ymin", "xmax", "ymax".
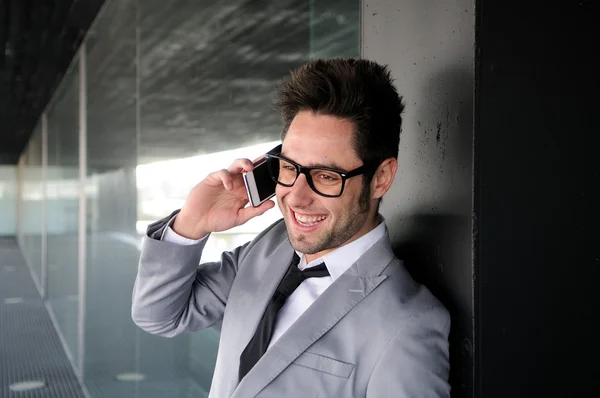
[{"xmin": 132, "ymin": 211, "xmax": 450, "ymax": 397}]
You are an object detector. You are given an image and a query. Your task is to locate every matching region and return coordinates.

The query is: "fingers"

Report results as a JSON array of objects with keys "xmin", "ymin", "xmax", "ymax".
[
  {"xmin": 206, "ymin": 158, "xmax": 257, "ymax": 191},
  {"xmin": 237, "ymin": 200, "xmax": 276, "ymax": 225},
  {"xmin": 210, "ymin": 169, "xmax": 235, "ymax": 190},
  {"xmin": 228, "ymin": 158, "xmax": 256, "ymax": 174}
]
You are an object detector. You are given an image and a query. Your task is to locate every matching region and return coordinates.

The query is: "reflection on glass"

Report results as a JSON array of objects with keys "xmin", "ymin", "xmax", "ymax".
[
  {"xmin": 136, "ymin": 141, "xmax": 284, "ymax": 264},
  {"xmin": 17, "ymin": 0, "xmax": 359, "ymax": 396},
  {"xmin": 0, "ymin": 166, "xmax": 18, "ymax": 237},
  {"xmin": 46, "ymin": 57, "xmax": 81, "ymax": 363},
  {"xmin": 83, "ymin": 1, "xmax": 139, "ymax": 395},
  {"xmin": 20, "ymin": 124, "xmax": 44, "ymax": 285},
  {"xmin": 310, "ymin": 0, "xmax": 360, "ymax": 58}
]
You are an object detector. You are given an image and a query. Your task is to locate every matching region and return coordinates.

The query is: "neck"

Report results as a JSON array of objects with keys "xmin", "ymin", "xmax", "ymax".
[{"xmin": 304, "ymin": 213, "xmax": 380, "ymax": 264}]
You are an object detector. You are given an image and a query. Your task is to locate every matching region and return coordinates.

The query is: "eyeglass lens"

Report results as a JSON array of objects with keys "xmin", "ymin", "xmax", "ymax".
[{"xmin": 268, "ymin": 157, "xmax": 344, "ymax": 196}]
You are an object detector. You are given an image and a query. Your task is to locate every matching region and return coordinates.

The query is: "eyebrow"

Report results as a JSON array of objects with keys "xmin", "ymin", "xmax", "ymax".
[{"xmin": 279, "ymin": 152, "xmax": 348, "ymax": 171}]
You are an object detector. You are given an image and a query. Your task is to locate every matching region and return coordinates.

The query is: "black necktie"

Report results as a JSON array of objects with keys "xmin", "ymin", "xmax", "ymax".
[{"xmin": 238, "ymin": 253, "xmax": 330, "ymax": 380}]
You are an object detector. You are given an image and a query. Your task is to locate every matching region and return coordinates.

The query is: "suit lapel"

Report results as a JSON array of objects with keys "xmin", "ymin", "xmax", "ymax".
[
  {"xmin": 234, "ymin": 240, "xmax": 295, "ymax": 363},
  {"xmin": 233, "ymin": 273, "xmax": 387, "ymax": 398},
  {"xmin": 231, "ymin": 230, "xmax": 396, "ymax": 398}
]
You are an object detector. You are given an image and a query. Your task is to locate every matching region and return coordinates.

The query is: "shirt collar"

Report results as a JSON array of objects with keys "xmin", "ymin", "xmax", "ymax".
[{"xmin": 296, "ymin": 217, "xmax": 387, "ymax": 281}]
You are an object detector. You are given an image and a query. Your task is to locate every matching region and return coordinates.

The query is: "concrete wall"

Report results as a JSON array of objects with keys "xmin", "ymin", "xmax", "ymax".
[{"xmin": 362, "ymin": 1, "xmax": 475, "ymax": 396}]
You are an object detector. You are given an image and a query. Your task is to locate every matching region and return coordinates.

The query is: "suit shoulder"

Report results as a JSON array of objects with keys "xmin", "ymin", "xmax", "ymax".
[
  {"xmin": 254, "ymin": 218, "xmax": 287, "ymax": 245},
  {"xmin": 238, "ymin": 218, "xmax": 288, "ymax": 261},
  {"xmin": 378, "ymin": 260, "xmax": 449, "ymax": 329}
]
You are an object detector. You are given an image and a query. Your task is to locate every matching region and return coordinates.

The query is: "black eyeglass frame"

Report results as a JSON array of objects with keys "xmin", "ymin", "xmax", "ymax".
[{"xmin": 265, "ymin": 153, "xmax": 378, "ymax": 198}]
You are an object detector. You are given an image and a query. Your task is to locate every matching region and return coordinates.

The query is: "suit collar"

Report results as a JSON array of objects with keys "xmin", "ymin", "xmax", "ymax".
[
  {"xmin": 232, "ymin": 230, "xmax": 395, "ymax": 398},
  {"xmin": 345, "ymin": 227, "xmax": 396, "ymax": 277},
  {"xmin": 298, "ymin": 221, "xmax": 388, "ymax": 281},
  {"xmin": 233, "ymin": 271, "xmax": 387, "ymax": 398}
]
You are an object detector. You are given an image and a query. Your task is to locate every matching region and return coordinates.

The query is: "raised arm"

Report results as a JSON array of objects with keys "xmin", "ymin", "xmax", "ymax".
[{"xmin": 131, "ymin": 158, "xmax": 274, "ymax": 337}]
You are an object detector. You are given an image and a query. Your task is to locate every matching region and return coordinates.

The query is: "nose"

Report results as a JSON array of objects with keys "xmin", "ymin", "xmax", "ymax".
[{"xmin": 284, "ymin": 173, "xmax": 314, "ymax": 206}]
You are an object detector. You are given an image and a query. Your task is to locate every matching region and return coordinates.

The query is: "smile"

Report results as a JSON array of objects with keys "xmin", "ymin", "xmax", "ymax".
[{"xmin": 293, "ymin": 212, "xmax": 328, "ymax": 226}]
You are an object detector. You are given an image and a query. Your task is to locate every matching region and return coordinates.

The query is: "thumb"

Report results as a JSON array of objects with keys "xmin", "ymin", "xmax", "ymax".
[{"xmin": 237, "ymin": 200, "xmax": 276, "ymax": 225}]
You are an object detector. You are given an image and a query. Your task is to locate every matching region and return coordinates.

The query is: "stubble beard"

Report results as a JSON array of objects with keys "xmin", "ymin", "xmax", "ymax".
[{"xmin": 284, "ymin": 185, "xmax": 372, "ymax": 255}]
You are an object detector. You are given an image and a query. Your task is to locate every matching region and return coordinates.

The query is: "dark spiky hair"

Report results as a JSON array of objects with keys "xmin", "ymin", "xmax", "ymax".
[{"xmin": 276, "ymin": 58, "xmax": 405, "ymax": 168}]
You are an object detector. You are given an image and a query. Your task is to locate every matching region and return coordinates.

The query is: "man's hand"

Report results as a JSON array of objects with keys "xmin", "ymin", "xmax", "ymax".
[{"xmin": 172, "ymin": 158, "xmax": 275, "ymax": 239}]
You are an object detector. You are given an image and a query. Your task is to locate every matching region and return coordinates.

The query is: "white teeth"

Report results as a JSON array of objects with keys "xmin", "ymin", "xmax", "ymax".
[{"xmin": 294, "ymin": 213, "xmax": 327, "ymax": 225}]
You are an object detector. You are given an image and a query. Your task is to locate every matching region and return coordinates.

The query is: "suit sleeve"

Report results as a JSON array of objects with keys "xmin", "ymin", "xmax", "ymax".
[
  {"xmin": 131, "ymin": 210, "xmax": 250, "ymax": 337},
  {"xmin": 366, "ymin": 304, "xmax": 451, "ymax": 398}
]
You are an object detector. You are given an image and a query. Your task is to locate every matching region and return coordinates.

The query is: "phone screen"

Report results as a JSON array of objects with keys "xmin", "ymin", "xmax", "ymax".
[{"xmin": 253, "ymin": 160, "xmax": 277, "ymax": 201}]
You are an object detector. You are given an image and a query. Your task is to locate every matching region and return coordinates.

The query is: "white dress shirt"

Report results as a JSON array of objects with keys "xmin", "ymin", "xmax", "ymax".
[{"xmin": 163, "ymin": 219, "xmax": 386, "ymax": 350}]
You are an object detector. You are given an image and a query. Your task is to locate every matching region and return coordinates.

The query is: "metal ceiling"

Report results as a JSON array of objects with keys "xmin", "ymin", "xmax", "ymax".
[
  {"xmin": 1, "ymin": 0, "xmax": 359, "ymax": 168},
  {"xmin": 0, "ymin": 0, "xmax": 105, "ymax": 164}
]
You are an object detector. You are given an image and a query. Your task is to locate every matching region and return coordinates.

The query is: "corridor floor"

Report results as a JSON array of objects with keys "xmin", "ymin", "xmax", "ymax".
[{"xmin": 0, "ymin": 237, "xmax": 85, "ymax": 398}]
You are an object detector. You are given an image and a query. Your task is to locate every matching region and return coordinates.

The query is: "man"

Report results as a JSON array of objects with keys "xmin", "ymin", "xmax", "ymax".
[{"xmin": 132, "ymin": 59, "xmax": 450, "ymax": 397}]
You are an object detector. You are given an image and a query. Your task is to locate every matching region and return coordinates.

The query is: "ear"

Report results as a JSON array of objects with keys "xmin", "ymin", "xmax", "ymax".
[{"xmin": 370, "ymin": 158, "xmax": 398, "ymax": 200}]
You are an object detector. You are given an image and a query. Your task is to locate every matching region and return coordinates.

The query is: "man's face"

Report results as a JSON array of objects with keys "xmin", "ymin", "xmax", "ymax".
[{"xmin": 276, "ymin": 110, "xmax": 378, "ymax": 260}]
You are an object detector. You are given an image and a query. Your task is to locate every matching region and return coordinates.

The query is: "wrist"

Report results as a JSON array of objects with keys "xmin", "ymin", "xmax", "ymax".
[{"xmin": 172, "ymin": 210, "xmax": 209, "ymax": 240}]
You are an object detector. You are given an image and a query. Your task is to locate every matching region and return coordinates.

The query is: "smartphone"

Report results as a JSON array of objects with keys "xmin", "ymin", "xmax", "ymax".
[{"xmin": 243, "ymin": 144, "xmax": 282, "ymax": 207}]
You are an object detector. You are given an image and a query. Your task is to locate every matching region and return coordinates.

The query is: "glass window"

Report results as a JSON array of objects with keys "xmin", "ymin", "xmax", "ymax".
[
  {"xmin": 46, "ymin": 57, "xmax": 81, "ymax": 362},
  {"xmin": 29, "ymin": 0, "xmax": 360, "ymax": 396}
]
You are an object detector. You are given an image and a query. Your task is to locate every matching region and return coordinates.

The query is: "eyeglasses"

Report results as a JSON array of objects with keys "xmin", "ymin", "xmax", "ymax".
[{"xmin": 265, "ymin": 153, "xmax": 377, "ymax": 198}]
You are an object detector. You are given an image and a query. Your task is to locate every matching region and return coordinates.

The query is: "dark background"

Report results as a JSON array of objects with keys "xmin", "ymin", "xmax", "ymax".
[
  {"xmin": 475, "ymin": 0, "xmax": 599, "ymax": 396},
  {"xmin": 0, "ymin": 0, "xmax": 104, "ymax": 164}
]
